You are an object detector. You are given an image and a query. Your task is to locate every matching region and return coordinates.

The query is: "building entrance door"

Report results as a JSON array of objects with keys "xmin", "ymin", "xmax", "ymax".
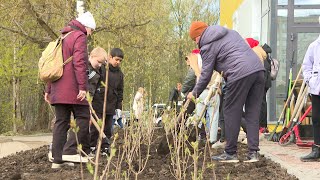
[{"xmin": 270, "ymin": 1, "xmax": 320, "ymax": 123}]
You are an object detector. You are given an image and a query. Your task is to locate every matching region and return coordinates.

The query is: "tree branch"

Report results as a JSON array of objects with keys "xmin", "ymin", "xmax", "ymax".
[
  {"xmin": 95, "ymin": 19, "xmax": 152, "ymax": 33},
  {"xmin": 23, "ymin": 0, "xmax": 58, "ymax": 40},
  {"xmin": 0, "ymin": 25, "xmax": 49, "ymax": 45}
]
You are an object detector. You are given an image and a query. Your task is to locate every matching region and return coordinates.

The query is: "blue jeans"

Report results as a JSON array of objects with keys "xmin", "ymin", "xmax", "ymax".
[
  {"xmin": 112, "ymin": 118, "xmax": 123, "ymax": 130},
  {"xmin": 195, "ymin": 89, "xmax": 220, "ymax": 143}
]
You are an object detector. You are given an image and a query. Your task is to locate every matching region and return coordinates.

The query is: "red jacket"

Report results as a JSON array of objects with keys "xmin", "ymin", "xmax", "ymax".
[{"xmin": 46, "ymin": 20, "xmax": 89, "ymax": 105}]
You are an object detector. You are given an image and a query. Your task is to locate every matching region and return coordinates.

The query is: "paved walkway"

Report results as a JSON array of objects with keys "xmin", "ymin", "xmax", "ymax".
[
  {"xmin": 0, "ymin": 134, "xmax": 52, "ymax": 158},
  {"xmin": 1, "ymin": 133, "xmax": 319, "ymax": 179},
  {"xmin": 259, "ymin": 139, "xmax": 320, "ymax": 180}
]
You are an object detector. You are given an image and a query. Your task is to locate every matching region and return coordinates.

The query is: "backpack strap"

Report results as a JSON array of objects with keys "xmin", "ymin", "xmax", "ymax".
[
  {"xmin": 61, "ymin": 31, "xmax": 74, "ymax": 66},
  {"xmin": 61, "ymin": 31, "xmax": 73, "ymax": 39},
  {"xmin": 63, "ymin": 56, "xmax": 73, "ymax": 66}
]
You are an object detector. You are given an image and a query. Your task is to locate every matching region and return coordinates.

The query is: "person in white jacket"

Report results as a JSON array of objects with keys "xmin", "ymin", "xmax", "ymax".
[
  {"xmin": 301, "ymin": 35, "xmax": 320, "ymax": 162},
  {"xmin": 133, "ymin": 87, "xmax": 145, "ymax": 121}
]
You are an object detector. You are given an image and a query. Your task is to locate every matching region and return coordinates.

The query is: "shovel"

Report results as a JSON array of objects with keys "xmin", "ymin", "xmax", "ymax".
[
  {"xmin": 268, "ymin": 67, "xmax": 302, "ymax": 141},
  {"xmin": 279, "ymin": 105, "xmax": 312, "ymax": 146},
  {"xmin": 279, "ymin": 83, "xmax": 307, "ymax": 138}
]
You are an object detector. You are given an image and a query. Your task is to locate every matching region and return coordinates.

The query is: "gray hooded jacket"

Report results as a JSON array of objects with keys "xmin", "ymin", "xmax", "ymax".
[{"xmin": 192, "ymin": 25, "xmax": 265, "ymax": 97}]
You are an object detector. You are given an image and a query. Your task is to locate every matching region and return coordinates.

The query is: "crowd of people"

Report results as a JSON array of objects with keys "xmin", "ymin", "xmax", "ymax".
[{"xmin": 44, "ymin": 12, "xmax": 319, "ymax": 169}]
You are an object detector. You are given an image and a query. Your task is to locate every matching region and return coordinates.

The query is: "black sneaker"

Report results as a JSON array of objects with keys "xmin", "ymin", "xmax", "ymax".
[
  {"xmin": 211, "ymin": 151, "xmax": 239, "ymax": 163},
  {"xmin": 101, "ymin": 148, "xmax": 110, "ymax": 156},
  {"xmin": 244, "ymin": 151, "xmax": 259, "ymax": 163}
]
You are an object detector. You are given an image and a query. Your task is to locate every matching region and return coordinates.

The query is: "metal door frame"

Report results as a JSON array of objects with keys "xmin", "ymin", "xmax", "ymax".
[{"xmin": 269, "ymin": 0, "xmax": 320, "ymax": 122}]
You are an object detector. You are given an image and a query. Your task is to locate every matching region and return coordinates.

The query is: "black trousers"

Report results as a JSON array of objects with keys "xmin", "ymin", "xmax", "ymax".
[
  {"xmin": 218, "ymin": 92, "xmax": 226, "ymax": 142},
  {"xmin": 90, "ymin": 114, "xmax": 113, "ymax": 149},
  {"xmin": 259, "ymin": 90, "xmax": 268, "ymax": 128},
  {"xmin": 219, "ymin": 91, "xmax": 247, "ymax": 141},
  {"xmin": 224, "ymin": 71, "xmax": 264, "ymax": 154},
  {"xmin": 52, "ymin": 104, "xmax": 90, "ymax": 163},
  {"xmin": 312, "ymin": 95, "xmax": 320, "ymax": 145}
]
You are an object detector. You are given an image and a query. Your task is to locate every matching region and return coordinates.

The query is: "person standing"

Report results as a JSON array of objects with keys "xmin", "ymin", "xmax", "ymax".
[
  {"xmin": 187, "ymin": 50, "xmax": 222, "ymax": 144},
  {"xmin": 133, "ymin": 87, "xmax": 145, "ymax": 121},
  {"xmin": 180, "ymin": 50, "xmax": 198, "ymax": 121},
  {"xmin": 89, "ymin": 48, "xmax": 124, "ymax": 156},
  {"xmin": 45, "ymin": 12, "xmax": 96, "ymax": 168},
  {"xmin": 168, "ymin": 83, "xmax": 182, "ymax": 113},
  {"xmin": 187, "ymin": 21, "xmax": 265, "ymax": 163},
  {"xmin": 301, "ymin": 36, "xmax": 320, "ymax": 162}
]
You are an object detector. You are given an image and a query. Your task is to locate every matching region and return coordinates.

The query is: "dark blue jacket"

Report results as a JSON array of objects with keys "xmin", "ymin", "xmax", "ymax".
[{"xmin": 192, "ymin": 25, "xmax": 265, "ymax": 97}]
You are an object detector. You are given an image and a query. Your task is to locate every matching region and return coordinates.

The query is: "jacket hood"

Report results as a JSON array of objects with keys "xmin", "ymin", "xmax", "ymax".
[
  {"xmin": 61, "ymin": 20, "xmax": 87, "ymax": 35},
  {"xmin": 199, "ymin": 25, "xmax": 228, "ymax": 48}
]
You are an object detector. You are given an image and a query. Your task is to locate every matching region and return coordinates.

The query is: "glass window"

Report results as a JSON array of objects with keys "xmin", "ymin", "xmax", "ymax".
[
  {"xmin": 262, "ymin": 0, "xmax": 270, "ymax": 15},
  {"xmin": 278, "ymin": 0, "xmax": 288, "ymax": 5},
  {"xmin": 297, "ymin": 33, "xmax": 319, "ymax": 68},
  {"xmin": 261, "ymin": 14, "xmax": 269, "ymax": 44},
  {"xmin": 294, "ymin": 9, "xmax": 320, "ymax": 24},
  {"xmin": 294, "ymin": 0, "xmax": 320, "ymax": 5},
  {"xmin": 276, "ymin": 9, "xmax": 287, "ymax": 120}
]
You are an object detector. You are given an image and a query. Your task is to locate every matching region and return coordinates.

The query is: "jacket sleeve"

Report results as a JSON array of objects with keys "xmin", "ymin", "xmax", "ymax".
[
  {"xmin": 87, "ymin": 70, "xmax": 100, "ymax": 98},
  {"xmin": 73, "ymin": 33, "xmax": 88, "ymax": 91},
  {"xmin": 192, "ymin": 49, "xmax": 216, "ymax": 97},
  {"xmin": 302, "ymin": 44, "xmax": 314, "ymax": 84},
  {"xmin": 181, "ymin": 68, "xmax": 196, "ymax": 94},
  {"xmin": 168, "ymin": 88, "xmax": 176, "ymax": 102},
  {"xmin": 116, "ymin": 73, "xmax": 124, "ymax": 110}
]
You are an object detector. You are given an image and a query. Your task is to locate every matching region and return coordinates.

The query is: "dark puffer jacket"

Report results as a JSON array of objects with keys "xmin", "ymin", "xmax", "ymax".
[
  {"xmin": 89, "ymin": 64, "xmax": 124, "ymax": 115},
  {"xmin": 192, "ymin": 25, "xmax": 265, "ymax": 97},
  {"xmin": 181, "ymin": 68, "xmax": 196, "ymax": 94}
]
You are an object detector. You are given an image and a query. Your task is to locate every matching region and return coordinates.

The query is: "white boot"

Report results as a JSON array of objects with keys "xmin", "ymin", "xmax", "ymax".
[{"xmin": 211, "ymin": 141, "xmax": 226, "ymax": 149}]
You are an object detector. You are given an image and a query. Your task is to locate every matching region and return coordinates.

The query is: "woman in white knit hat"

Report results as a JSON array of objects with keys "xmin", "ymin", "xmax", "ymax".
[{"xmin": 45, "ymin": 11, "xmax": 96, "ymax": 169}]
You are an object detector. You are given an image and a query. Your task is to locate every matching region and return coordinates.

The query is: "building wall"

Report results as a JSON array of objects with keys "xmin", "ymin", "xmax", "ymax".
[
  {"xmin": 220, "ymin": 0, "xmax": 272, "ymax": 42},
  {"xmin": 233, "ymin": 0, "xmax": 262, "ymax": 40},
  {"xmin": 220, "ymin": 0, "xmax": 244, "ymax": 28}
]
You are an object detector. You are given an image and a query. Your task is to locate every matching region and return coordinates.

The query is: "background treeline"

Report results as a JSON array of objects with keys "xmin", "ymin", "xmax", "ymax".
[{"xmin": 0, "ymin": 0, "xmax": 218, "ymax": 134}]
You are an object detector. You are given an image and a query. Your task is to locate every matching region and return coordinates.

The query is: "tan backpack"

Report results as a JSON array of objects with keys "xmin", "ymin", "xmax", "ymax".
[{"xmin": 38, "ymin": 31, "xmax": 73, "ymax": 82}]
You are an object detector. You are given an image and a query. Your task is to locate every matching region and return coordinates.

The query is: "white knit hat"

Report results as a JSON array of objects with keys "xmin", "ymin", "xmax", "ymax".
[{"xmin": 76, "ymin": 11, "xmax": 96, "ymax": 30}]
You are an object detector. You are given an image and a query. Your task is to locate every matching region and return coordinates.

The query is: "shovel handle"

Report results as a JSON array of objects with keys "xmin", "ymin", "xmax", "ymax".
[{"xmin": 268, "ymin": 67, "xmax": 303, "ymax": 140}]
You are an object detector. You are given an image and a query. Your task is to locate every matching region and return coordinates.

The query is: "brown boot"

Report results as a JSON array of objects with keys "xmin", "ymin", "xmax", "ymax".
[{"xmin": 300, "ymin": 144, "xmax": 320, "ymax": 162}]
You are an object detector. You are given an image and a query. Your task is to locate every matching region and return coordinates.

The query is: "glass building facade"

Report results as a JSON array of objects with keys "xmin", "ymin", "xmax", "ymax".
[{"xmin": 220, "ymin": 0, "xmax": 320, "ymax": 123}]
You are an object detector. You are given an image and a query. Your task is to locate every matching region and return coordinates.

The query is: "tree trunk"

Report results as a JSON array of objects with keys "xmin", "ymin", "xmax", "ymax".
[
  {"xmin": 12, "ymin": 77, "xmax": 17, "ymax": 133},
  {"xmin": 77, "ymin": 0, "xmax": 85, "ymax": 15},
  {"xmin": 12, "ymin": 44, "xmax": 21, "ymax": 133}
]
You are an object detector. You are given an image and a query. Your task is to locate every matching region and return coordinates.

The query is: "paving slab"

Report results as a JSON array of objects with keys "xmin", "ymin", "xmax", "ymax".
[
  {"xmin": 0, "ymin": 134, "xmax": 52, "ymax": 158},
  {"xmin": 259, "ymin": 139, "xmax": 320, "ymax": 180}
]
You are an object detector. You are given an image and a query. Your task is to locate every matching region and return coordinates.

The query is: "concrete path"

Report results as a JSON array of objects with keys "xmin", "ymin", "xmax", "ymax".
[
  {"xmin": 259, "ymin": 139, "xmax": 320, "ymax": 180},
  {"xmin": 0, "ymin": 134, "xmax": 52, "ymax": 158}
]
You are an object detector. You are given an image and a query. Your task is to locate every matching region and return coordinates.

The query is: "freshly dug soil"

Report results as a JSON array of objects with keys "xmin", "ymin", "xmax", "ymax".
[{"xmin": 0, "ymin": 128, "xmax": 297, "ymax": 180}]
